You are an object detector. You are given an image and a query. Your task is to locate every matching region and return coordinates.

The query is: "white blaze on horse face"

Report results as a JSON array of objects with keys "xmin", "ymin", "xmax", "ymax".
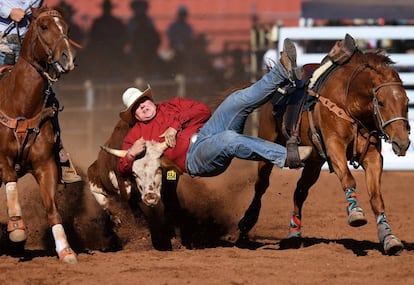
[
  {"xmin": 131, "ymin": 141, "xmax": 166, "ymax": 207},
  {"xmin": 53, "ymin": 16, "xmax": 75, "ymax": 70}
]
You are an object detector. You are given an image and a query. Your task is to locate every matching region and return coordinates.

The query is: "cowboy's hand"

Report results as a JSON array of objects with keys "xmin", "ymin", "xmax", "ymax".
[
  {"xmin": 10, "ymin": 8, "xmax": 25, "ymax": 23},
  {"xmin": 160, "ymin": 127, "xmax": 178, "ymax": 148},
  {"xmin": 129, "ymin": 137, "xmax": 146, "ymax": 157}
]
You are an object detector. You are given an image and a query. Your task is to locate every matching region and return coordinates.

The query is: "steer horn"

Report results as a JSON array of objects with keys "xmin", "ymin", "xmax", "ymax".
[
  {"xmin": 100, "ymin": 146, "xmax": 128, "ymax": 157},
  {"xmin": 101, "ymin": 141, "xmax": 169, "ymax": 158}
]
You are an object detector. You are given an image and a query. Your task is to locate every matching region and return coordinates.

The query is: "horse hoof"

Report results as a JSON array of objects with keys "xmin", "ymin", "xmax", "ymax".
[
  {"xmin": 59, "ymin": 247, "xmax": 78, "ymax": 264},
  {"xmin": 347, "ymin": 208, "xmax": 367, "ymax": 227},
  {"xmin": 9, "ymin": 229, "xmax": 27, "ymax": 243},
  {"xmin": 384, "ymin": 235, "xmax": 404, "ymax": 256}
]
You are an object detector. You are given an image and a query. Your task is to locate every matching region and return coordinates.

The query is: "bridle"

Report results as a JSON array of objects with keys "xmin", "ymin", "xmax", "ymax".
[
  {"xmin": 372, "ymin": 82, "xmax": 410, "ymax": 142},
  {"xmin": 345, "ymin": 64, "xmax": 410, "ymax": 143},
  {"xmin": 21, "ymin": 10, "xmax": 80, "ymax": 83},
  {"xmin": 31, "ymin": 10, "xmax": 68, "ymax": 82}
]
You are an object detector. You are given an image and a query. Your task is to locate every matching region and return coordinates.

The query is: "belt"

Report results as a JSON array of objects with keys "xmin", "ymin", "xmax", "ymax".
[
  {"xmin": 0, "ymin": 33, "xmax": 21, "ymax": 44},
  {"xmin": 186, "ymin": 133, "xmax": 198, "ymax": 176},
  {"xmin": 189, "ymin": 133, "xmax": 198, "ymax": 148}
]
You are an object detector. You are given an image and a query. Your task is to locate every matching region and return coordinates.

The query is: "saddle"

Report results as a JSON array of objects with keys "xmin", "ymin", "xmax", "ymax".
[
  {"xmin": 278, "ymin": 63, "xmax": 319, "ymax": 168},
  {"xmin": 280, "ymin": 34, "xmax": 357, "ymax": 168}
]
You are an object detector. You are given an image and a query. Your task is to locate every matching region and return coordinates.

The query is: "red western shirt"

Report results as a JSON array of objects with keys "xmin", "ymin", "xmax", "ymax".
[{"xmin": 117, "ymin": 97, "xmax": 211, "ymax": 175}]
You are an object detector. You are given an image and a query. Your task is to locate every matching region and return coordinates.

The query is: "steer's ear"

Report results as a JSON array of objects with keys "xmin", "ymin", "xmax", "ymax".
[
  {"xmin": 100, "ymin": 146, "xmax": 128, "ymax": 157},
  {"xmin": 160, "ymin": 156, "xmax": 184, "ymax": 175}
]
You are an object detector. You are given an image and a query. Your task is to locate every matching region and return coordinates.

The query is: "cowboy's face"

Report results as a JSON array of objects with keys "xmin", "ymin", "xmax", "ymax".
[{"xmin": 135, "ymin": 99, "xmax": 157, "ymax": 122}]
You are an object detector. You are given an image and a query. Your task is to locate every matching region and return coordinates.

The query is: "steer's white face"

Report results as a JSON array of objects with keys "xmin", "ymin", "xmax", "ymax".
[{"xmin": 131, "ymin": 141, "xmax": 166, "ymax": 206}]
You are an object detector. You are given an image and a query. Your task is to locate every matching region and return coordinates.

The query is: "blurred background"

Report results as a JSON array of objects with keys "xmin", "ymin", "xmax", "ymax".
[{"xmin": 40, "ymin": 0, "xmax": 414, "ymax": 170}]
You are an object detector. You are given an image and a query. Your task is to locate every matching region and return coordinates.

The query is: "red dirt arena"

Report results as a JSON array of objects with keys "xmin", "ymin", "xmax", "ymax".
[{"xmin": 0, "ymin": 101, "xmax": 413, "ymax": 284}]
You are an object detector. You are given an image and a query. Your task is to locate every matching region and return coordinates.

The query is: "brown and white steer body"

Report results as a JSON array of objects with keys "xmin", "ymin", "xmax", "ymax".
[{"xmin": 87, "ymin": 120, "xmax": 182, "ymax": 250}]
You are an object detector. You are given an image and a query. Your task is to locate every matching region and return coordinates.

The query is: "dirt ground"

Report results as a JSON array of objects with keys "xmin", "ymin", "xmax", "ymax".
[{"xmin": 0, "ymin": 107, "xmax": 413, "ymax": 284}]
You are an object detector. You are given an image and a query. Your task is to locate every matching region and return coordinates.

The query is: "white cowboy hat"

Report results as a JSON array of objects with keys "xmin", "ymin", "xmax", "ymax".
[{"xmin": 119, "ymin": 85, "xmax": 153, "ymax": 124}]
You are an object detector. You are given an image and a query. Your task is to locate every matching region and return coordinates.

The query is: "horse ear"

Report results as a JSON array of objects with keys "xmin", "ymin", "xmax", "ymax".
[{"xmin": 31, "ymin": 7, "xmax": 40, "ymax": 19}]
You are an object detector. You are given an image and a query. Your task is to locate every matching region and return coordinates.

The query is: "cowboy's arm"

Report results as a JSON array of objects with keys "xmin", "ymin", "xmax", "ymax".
[
  {"xmin": 116, "ymin": 128, "xmax": 144, "ymax": 176},
  {"xmin": 160, "ymin": 98, "xmax": 210, "ymax": 147},
  {"xmin": 169, "ymin": 97, "xmax": 211, "ymax": 131},
  {"xmin": 0, "ymin": 0, "xmax": 43, "ymax": 19},
  {"xmin": 0, "ymin": 1, "xmax": 15, "ymax": 19}
]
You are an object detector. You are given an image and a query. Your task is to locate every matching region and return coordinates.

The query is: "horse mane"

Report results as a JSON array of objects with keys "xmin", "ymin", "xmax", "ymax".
[
  {"xmin": 355, "ymin": 49, "xmax": 395, "ymax": 71},
  {"xmin": 30, "ymin": 6, "xmax": 49, "ymax": 18},
  {"xmin": 31, "ymin": 6, "xmax": 64, "ymax": 19}
]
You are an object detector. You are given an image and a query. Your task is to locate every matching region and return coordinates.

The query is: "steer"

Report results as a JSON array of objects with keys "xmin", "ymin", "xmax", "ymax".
[
  {"xmin": 101, "ymin": 140, "xmax": 169, "ymax": 207},
  {"xmin": 87, "ymin": 119, "xmax": 182, "ymax": 250}
]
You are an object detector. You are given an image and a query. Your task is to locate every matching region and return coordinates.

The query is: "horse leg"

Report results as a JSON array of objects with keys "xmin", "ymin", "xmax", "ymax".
[
  {"xmin": 288, "ymin": 159, "xmax": 324, "ymax": 238},
  {"xmin": 36, "ymin": 164, "xmax": 77, "ymax": 264},
  {"xmin": 344, "ymin": 187, "xmax": 367, "ymax": 227},
  {"xmin": 327, "ymin": 145, "xmax": 368, "ymax": 228},
  {"xmin": 5, "ymin": 182, "xmax": 27, "ymax": 242},
  {"xmin": 237, "ymin": 161, "xmax": 273, "ymax": 243},
  {"xmin": 363, "ymin": 155, "xmax": 403, "ymax": 255}
]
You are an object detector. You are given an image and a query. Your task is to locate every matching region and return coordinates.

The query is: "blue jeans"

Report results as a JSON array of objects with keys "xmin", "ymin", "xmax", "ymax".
[{"xmin": 186, "ymin": 60, "xmax": 290, "ymax": 177}]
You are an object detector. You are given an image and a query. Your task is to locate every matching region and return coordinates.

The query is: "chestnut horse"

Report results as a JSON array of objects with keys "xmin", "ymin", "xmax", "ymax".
[
  {"xmin": 238, "ymin": 49, "xmax": 410, "ymax": 255},
  {"xmin": 0, "ymin": 7, "xmax": 79, "ymax": 263}
]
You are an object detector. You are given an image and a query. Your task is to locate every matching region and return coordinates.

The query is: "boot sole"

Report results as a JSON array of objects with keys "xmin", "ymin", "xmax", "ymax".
[
  {"xmin": 283, "ymin": 38, "xmax": 297, "ymax": 69},
  {"xmin": 283, "ymin": 38, "xmax": 302, "ymax": 80}
]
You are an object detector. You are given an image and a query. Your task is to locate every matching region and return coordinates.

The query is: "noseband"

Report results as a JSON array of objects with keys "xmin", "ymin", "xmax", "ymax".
[{"xmin": 30, "ymin": 10, "xmax": 70, "ymax": 82}]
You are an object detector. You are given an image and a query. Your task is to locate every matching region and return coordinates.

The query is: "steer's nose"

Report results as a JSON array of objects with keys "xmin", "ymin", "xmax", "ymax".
[{"xmin": 142, "ymin": 192, "xmax": 160, "ymax": 207}]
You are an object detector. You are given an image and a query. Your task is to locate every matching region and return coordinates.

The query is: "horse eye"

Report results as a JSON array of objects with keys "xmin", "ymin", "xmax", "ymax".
[
  {"xmin": 40, "ymin": 24, "xmax": 48, "ymax": 30},
  {"xmin": 378, "ymin": 101, "xmax": 385, "ymax": 107}
]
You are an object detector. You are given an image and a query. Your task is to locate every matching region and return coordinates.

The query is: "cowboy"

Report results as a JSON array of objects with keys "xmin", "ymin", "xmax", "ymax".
[{"xmin": 116, "ymin": 39, "xmax": 312, "ymax": 178}]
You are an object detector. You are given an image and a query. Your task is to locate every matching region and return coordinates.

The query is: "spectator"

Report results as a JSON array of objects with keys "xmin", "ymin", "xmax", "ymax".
[
  {"xmin": 83, "ymin": 0, "xmax": 128, "ymax": 80},
  {"xmin": 127, "ymin": 0, "xmax": 162, "ymax": 78},
  {"xmin": 167, "ymin": 5, "xmax": 194, "ymax": 73}
]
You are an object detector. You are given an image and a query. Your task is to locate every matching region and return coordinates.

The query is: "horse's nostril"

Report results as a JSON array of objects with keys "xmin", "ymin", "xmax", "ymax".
[{"xmin": 61, "ymin": 50, "xmax": 69, "ymax": 60}]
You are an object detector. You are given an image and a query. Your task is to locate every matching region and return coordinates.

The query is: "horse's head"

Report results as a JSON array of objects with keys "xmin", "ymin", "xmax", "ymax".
[
  {"xmin": 372, "ymin": 80, "xmax": 411, "ymax": 156},
  {"xmin": 20, "ymin": 7, "xmax": 79, "ymax": 81},
  {"xmin": 367, "ymin": 53, "xmax": 411, "ymax": 156}
]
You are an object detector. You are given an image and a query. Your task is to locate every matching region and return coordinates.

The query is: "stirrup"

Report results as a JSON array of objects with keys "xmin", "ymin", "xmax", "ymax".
[{"xmin": 284, "ymin": 137, "xmax": 310, "ymax": 169}]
